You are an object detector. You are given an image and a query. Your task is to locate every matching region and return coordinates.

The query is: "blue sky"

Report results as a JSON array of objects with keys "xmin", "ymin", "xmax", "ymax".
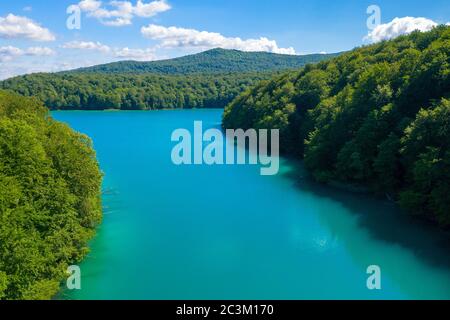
[{"xmin": 0, "ymin": 0, "xmax": 449, "ymax": 79}]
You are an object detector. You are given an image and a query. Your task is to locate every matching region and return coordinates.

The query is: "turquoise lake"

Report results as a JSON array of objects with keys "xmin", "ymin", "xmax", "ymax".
[{"xmin": 52, "ymin": 109, "xmax": 450, "ymax": 300}]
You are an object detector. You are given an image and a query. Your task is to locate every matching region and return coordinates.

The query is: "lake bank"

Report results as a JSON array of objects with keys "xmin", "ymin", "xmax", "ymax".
[{"xmin": 53, "ymin": 109, "xmax": 450, "ymax": 300}]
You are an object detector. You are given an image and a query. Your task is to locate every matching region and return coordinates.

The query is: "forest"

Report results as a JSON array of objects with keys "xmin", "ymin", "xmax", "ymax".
[
  {"xmin": 0, "ymin": 90, "xmax": 102, "ymax": 299},
  {"xmin": 70, "ymin": 48, "xmax": 339, "ymax": 74},
  {"xmin": 0, "ymin": 72, "xmax": 273, "ymax": 110},
  {"xmin": 223, "ymin": 26, "xmax": 450, "ymax": 227},
  {"xmin": 0, "ymin": 43, "xmax": 339, "ymax": 301},
  {"xmin": 0, "ymin": 49, "xmax": 338, "ymax": 111}
]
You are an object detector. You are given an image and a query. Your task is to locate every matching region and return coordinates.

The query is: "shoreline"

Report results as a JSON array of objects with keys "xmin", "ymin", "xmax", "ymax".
[{"xmin": 50, "ymin": 107, "xmax": 226, "ymax": 112}]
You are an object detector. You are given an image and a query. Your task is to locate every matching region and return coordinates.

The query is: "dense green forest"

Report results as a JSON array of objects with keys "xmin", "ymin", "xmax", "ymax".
[
  {"xmin": 0, "ymin": 72, "xmax": 272, "ymax": 110},
  {"xmin": 0, "ymin": 90, "xmax": 102, "ymax": 299},
  {"xmin": 70, "ymin": 48, "xmax": 339, "ymax": 74},
  {"xmin": 0, "ymin": 49, "xmax": 338, "ymax": 111},
  {"xmin": 223, "ymin": 26, "xmax": 450, "ymax": 227}
]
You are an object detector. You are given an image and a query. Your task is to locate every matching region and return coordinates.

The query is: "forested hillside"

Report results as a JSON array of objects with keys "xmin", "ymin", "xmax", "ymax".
[
  {"xmin": 223, "ymin": 26, "xmax": 450, "ymax": 227},
  {"xmin": 0, "ymin": 90, "xmax": 102, "ymax": 299},
  {"xmin": 70, "ymin": 48, "xmax": 339, "ymax": 74},
  {"xmin": 0, "ymin": 49, "xmax": 339, "ymax": 111},
  {"xmin": 0, "ymin": 72, "xmax": 272, "ymax": 110}
]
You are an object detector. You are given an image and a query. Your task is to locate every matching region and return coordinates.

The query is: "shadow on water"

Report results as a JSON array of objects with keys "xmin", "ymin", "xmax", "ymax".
[{"xmin": 280, "ymin": 159, "xmax": 450, "ymax": 270}]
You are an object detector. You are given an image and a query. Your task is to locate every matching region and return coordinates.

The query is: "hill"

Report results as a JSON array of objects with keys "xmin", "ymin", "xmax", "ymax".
[
  {"xmin": 223, "ymin": 26, "xmax": 450, "ymax": 227},
  {"xmin": 0, "ymin": 49, "xmax": 339, "ymax": 110},
  {"xmin": 0, "ymin": 72, "xmax": 273, "ymax": 110},
  {"xmin": 69, "ymin": 48, "xmax": 340, "ymax": 74}
]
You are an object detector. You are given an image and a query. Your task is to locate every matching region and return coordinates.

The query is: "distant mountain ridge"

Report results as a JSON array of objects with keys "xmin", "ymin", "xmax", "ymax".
[
  {"xmin": 68, "ymin": 48, "xmax": 341, "ymax": 74},
  {"xmin": 0, "ymin": 48, "xmax": 341, "ymax": 111}
]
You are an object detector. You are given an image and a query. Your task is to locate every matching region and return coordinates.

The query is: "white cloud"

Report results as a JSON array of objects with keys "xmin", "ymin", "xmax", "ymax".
[
  {"xmin": 25, "ymin": 47, "xmax": 55, "ymax": 56},
  {"xmin": 23, "ymin": 6, "xmax": 33, "ymax": 12},
  {"xmin": 134, "ymin": 0, "xmax": 171, "ymax": 17},
  {"xmin": 365, "ymin": 17, "xmax": 440, "ymax": 43},
  {"xmin": 141, "ymin": 24, "xmax": 296, "ymax": 54},
  {"xmin": 62, "ymin": 41, "xmax": 111, "ymax": 53},
  {"xmin": 0, "ymin": 60, "xmax": 94, "ymax": 80},
  {"xmin": 0, "ymin": 14, "xmax": 55, "ymax": 41},
  {"xmin": 0, "ymin": 46, "xmax": 23, "ymax": 62},
  {"xmin": 114, "ymin": 47, "xmax": 156, "ymax": 60},
  {"xmin": 61, "ymin": 40, "xmax": 156, "ymax": 61},
  {"xmin": 88, "ymin": 1, "xmax": 134, "ymax": 26},
  {"xmin": 0, "ymin": 46, "xmax": 55, "ymax": 62},
  {"xmin": 75, "ymin": 0, "xmax": 171, "ymax": 27},
  {"xmin": 102, "ymin": 17, "xmax": 133, "ymax": 27},
  {"xmin": 78, "ymin": 0, "xmax": 102, "ymax": 12}
]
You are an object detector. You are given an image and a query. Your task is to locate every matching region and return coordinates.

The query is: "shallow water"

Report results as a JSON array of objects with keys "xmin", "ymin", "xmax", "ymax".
[{"xmin": 52, "ymin": 109, "xmax": 450, "ymax": 300}]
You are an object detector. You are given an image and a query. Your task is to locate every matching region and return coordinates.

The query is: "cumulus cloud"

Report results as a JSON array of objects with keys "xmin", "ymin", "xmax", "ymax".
[
  {"xmin": 134, "ymin": 0, "xmax": 171, "ymax": 17},
  {"xmin": 62, "ymin": 40, "xmax": 111, "ymax": 53},
  {"xmin": 114, "ymin": 47, "xmax": 156, "ymax": 60},
  {"xmin": 24, "ymin": 47, "xmax": 55, "ymax": 56},
  {"xmin": 365, "ymin": 17, "xmax": 441, "ymax": 43},
  {"xmin": 73, "ymin": 0, "xmax": 171, "ymax": 27},
  {"xmin": 61, "ymin": 40, "xmax": 156, "ymax": 61},
  {"xmin": 0, "ymin": 46, "xmax": 23, "ymax": 62},
  {"xmin": 0, "ymin": 14, "xmax": 55, "ymax": 41},
  {"xmin": 63, "ymin": 46, "xmax": 158, "ymax": 63},
  {"xmin": 0, "ymin": 46, "xmax": 55, "ymax": 62},
  {"xmin": 141, "ymin": 24, "xmax": 296, "ymax": 54},
  {"xmin": 0, "ymin": 60, "xmax": 97, "ymax": 80},
  {"xmin": 78, "ymin": 0, "xmax": 102, "ymax": 12}
]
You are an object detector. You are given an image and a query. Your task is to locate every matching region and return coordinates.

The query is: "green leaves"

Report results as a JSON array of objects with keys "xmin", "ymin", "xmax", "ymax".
[
  {"xmin": 0, "ymin": 272, "xmax": 7, "ymax": 299},
  {"xmin": 0, "ymin": 50, "xmax": 339, "ymax": 111},
  {"xmin": 0, "ymin": 91, "xmax": 102, "ymax": 300},
  {"xmin": 399, "ymin": 99, "xmax": 450, "ymax": 225},
  {"xmin": 223, "ymin": 26, "xmax": 450, "ymax": 227},
  {"xmin": 1, "ymin": 73, "xmax": 276, "ymax": 111}
]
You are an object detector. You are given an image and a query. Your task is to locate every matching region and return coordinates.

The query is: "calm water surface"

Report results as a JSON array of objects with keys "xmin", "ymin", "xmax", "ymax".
[{"xmin": 52, "ymin": 109, "xmax": 450, "ymax": 300}]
